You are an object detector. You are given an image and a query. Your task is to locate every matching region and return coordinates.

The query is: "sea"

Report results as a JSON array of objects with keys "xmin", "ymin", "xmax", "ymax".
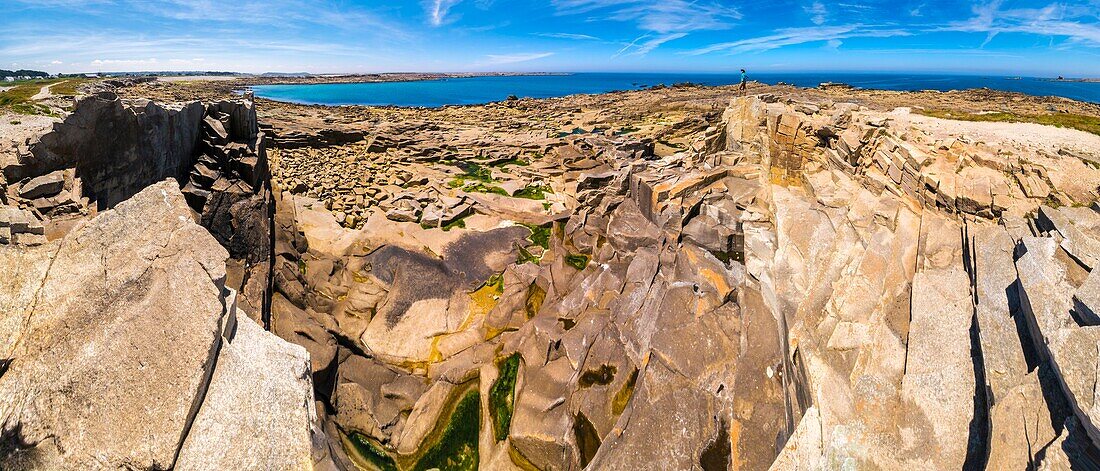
[{"xmin": 250, "ymin": 72, "xmax": 1100, "ymax": 108}]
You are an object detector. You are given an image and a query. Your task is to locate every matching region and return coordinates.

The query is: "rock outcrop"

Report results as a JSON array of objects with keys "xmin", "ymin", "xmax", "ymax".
[
  {"xmin": 261, "ymin": 92, "xmax": 1100, "ymax": 470},
  {"xmin": 5, "ymin": 79, "xmax": 1100, "ymax": 470},
  {"xmin": 0, "ymin": 181, "xmax": 313, "ymax": 470}
]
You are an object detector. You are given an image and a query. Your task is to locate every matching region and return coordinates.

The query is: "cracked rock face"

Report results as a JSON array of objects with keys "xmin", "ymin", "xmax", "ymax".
[
  {"xmin": 261, "ymin": 93, "xmax": 1100, "ymax": 470},
  {"xmin": 0, "ymin": 180, "xmax": 312, "ymax": 471},
  {"xmin": 4, "ymin": 82, "xmax": 1100, "ymax": 470}
]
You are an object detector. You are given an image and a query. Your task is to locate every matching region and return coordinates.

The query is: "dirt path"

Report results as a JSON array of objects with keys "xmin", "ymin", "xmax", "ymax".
[{"xmin": 31, "ymin": 80, "xmax": 67, "ymax": 100}]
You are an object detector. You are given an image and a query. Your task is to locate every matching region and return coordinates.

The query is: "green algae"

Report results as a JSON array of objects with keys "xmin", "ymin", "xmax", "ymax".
[
  {"xmin": 564, "ymin": 253, "xmax": 590, "ymax": 270},
  {"xmin": 489, "ymin": 353, "xmax": 522, "ymax": 442},
  {"xmin": 413, "ymin": 390, "xmax": 480, "ymax": 471},
  {"xmin": 346, "ymin": 433, "xmax": 399, "ymax": 471},
  {"xmin": 343, "ymin": 385, "xmax": 482, "ymax": 471},
  {"xmin": 612, "ymin": 368, "xmax": 639, "ymax": 416},
  {"xmin": 520, "ymin": 223, "xmax": 551, "ymax": 250},
  {"xmin": 483, "ymin": 273, "xmax": 505, "ymax": 294},
  {"xmin": 516, "ymin": 246, "xmax": 541, "ymax": 265},
  {"xmin": 512, "ymin": 184, "xmax": 553, "ymax": 200}
]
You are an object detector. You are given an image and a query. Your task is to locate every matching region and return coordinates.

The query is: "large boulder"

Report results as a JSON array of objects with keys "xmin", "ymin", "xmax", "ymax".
[
  {"xmin": 0, "ymin": 180, "xmax": 228, "ymax": 470},
  {"xmin": 175, "ymin": 305, "xmax": 315, "ymax": 470},
  {"xmin": 0, "ymin": 180, "xmax": 315, "ymax": 470}
]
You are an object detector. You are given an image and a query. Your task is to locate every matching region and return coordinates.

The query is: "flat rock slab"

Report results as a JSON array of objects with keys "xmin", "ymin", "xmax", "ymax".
[
  {"xmin": 900, "ymin": 213, "xmax": 975, "ymax": 468},
  {"xmin": 17, "ymin": 170, "xmax": 65, "ymax": 199},
  {"xmin": 0, "ymin": 180, "xmax": 229, "ymax": 470},
  {"xmin": 176, "ymin": 307, "xmax": 315, "ymax": 471}
]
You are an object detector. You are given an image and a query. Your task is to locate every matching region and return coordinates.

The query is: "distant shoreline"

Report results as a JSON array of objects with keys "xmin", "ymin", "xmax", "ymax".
[
  {"xmin": 162, "ymin": 72, "xmax": 571, "ymax": 87},
  {"xmin": 1044, "ymin": 78, "xmax": 1100, "ymax": 83}
]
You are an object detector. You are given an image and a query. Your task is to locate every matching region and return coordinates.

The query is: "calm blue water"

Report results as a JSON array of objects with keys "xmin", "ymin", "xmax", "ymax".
[{"xmin": 251, "ymin": 72, "xmax": 1100, "ymax": 107}]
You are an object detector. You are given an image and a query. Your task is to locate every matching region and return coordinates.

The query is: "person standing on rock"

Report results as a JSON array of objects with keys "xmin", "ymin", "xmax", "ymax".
[{"xmin": 740, "ymin": 69, "xmax": 748, "ymax": 95}]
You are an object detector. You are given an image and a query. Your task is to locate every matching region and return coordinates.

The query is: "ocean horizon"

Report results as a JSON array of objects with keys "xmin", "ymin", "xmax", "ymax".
[{"xmin": 250, "ymin": 72, "xmax": 1100, "ymax": 107}]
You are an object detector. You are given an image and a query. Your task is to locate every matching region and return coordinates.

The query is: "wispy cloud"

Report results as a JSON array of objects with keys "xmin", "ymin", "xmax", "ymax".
[
  {"xmin": 805, "ymin": 1, "xmax": 827, "ymax": 25},
  {"xmin": 426, "ymin": 0, "xmax": 463, "ymax": 26},
  {"xmin": 484, "ymin": 52, "xmax": 555, "ymax": 64},
  {"xmin": 554, "ymin": 0, "xmax": 740, "ymax": 33},
  {"xmin": 614, "ymin": 33, "xmax": 686, "ymax": 57},
  {"xmin": 552, "ymin": 0, "xmax": 739, "ymax": 56},
  {"xmin": 535, "ymin": 32, "xmax": 602, "ymax": 40},
  {"xmin": 945, "ymin": 1, "xmax": 1100, "ymax": 47},
  {"xmin": 687, "ymin": 25, "xmax": 911, "ymax": 55}
]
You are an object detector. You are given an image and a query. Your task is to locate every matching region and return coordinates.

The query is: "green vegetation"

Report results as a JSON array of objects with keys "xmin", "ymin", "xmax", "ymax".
[
  {"xmin": 919, "ymin": 109, "xmax": 1100, "ymax": 137},
  {"xmin": 414, "ymin": 390, "xmax": 480, "ymax": 471},
  {"xmin": 343, "ymin": 385, "xmax": 482, "ymax": 471},
  {"xmin": 516, "ymin": 246, "xmax": 541, "ymax": 265},
  {"xmin": 449, "ymin": 161, "xmax": 517, "ymax": 196},
  {"xmin": 483, "ymin": 273, "xmax": 505, "ymax": 294},
  {"xmin": 491, "ymin": 157, "xmax": 530, "ymax": 167},
  {"xmin": 489, "ymin": 353, "xmax": 522, "ymax": 442},
  {"xmin": 512, "ymin": 184, "xmax": 553, "ymax": 200},
  {"xmin": 520, "ymin": 223, "xmax": 551, "ymax": 249},
  {"xmin": 564, "ymin": 253, "xmax": 591, "ymax": 270},
  {"xmin": 0, "ymin": 78, "xmax": 89, "ymax": 115},
  {"xmin": 346, "ymin": 433, "xmax": 399, "ymax": 471}
]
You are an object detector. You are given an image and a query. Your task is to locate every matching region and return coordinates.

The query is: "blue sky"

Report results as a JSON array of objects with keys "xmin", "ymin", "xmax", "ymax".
[{"xmin": 2, "ymin": 0, "xmax": 1099, "ymax": 76}]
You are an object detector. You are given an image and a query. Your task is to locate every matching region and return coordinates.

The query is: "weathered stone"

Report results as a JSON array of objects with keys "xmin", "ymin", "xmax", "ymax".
[
  {"xmin": 17, "ymin": 170, "xmax": 65, "ymax": 199},
  {"xmin": 0, "ymin": 181, "xmax": 229, "ymax": 470},
  {"xmin": 176, "ymin": 307, "xmax": 315, "ymax": 470}
]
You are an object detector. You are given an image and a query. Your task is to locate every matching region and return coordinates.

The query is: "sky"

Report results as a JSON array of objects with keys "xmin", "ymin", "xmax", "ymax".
[{"xmin": 2, "ymin": 0, "xmax": 1099, "ymax": 76}]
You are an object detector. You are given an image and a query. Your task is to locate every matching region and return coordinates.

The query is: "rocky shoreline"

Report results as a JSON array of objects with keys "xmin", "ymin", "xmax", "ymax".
[{"xmin": 2, "ymin": 80, "xmax": 1100, "ymax": 469}]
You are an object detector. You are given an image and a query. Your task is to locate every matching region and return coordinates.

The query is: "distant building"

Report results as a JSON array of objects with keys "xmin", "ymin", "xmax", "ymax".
[
  {"xmin": 3, "ymin": 77, "xmax": 13, "ymax": 82},
  {"xmin": 84, "ymin": 73, "xmax": 99, "ymax": 78}
]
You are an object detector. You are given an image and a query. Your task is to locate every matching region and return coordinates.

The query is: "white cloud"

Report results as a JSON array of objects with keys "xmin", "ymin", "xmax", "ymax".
[
  {"xmin": 806, "ymin": 1, "xmax": 827, "ymax": 25},
  {"xmin": 484, "ymin": 52, "xmax": 554, "ymax": 64},
  {"xmin": 426, "ymin": 0, "xmax": 463, "ymax": 26},
  {"xmin": 614, "ymin": 33, "xmax": 687, "ymax": 57},
  {"xmin": 687, "ymin": 25, "xmax": 911, "ymax": 55},
  {"xmin": 535, "ymin": 32, "xmax": 601, "ymax": 40},
  {"xmin": 946, "ymin": 1, "xmax": 1100, "ymax": 47},
  {"xmin": 50, "ymin": 60, "xmax": 63, "ymax": 64},
  {"xmin": 552, "ymin": 0, "xmax": 738, "ymax": 56},
  {"xmin": 554, "ymin": 0, "xmax": 740, "ymax": 33}
]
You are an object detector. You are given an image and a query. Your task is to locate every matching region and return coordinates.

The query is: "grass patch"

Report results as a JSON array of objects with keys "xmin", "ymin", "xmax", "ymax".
[
  {"xmin": 0, "ymin": 78, "xmax": 87, "ymax": 115},
  {"xmin": 512, "ymin": 184, "xmax": 553, "ymax": 200},
  {"xmin": 413, "ymin": 390, "xmax": 480, "ymax": 471},
  {"xmin": 49, "ymin": 79, "xmax": 89, "ymax": 96},
  {"xmin": 919, "ymin": 109, "xmax": 1100, "ymax": 136},
  {"xmin": 489, "ymin": 353, "xmax": 521, "ymax": 442},
  {"xmin": 564, "ymin": 253, "xmax": 590, "ymax": 270}
]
